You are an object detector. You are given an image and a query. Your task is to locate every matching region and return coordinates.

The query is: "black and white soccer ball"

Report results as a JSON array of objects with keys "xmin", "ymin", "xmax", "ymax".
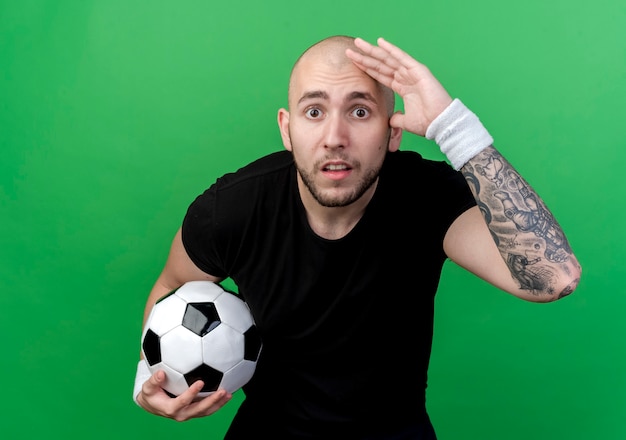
[{"xmin": 141, "ymin": 280, "xmax": 262, "ymax": 399}]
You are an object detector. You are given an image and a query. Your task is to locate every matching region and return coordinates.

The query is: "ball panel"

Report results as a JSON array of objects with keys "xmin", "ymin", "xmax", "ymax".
[
  {"xmin": 220, "ymin": 359, "xmax": 257, "ymax": 393},
  {"xmin": 213, "ymin": 291, "xmax": 254, "ymax": 333},
  {"xmin": 201, "ymin": 325, "xmax": 244, "ymax": 371},
  {"xmin": 142, "ymin": 329, "xmax": 162, "ymax": 366},
  {"xmin": 155, "ymin": 362, "xmax": 191, "ymax": 397},
  {"xmin": 243, "ymin": 325, "xmax": 263, "ymax": 362},
  {"xmin": 155, "ymin": 290, "xmax": 176, "ymax": 304},
  {"xmin": 182, "ymin": 302, "xmax": 221, "ymax": 336},
  {"xmin": 160, "ymin": 326, "xmax": 203, "ymax": 373},
  {"xmin": 149, "ymin": 295, "xmax": 187, "ymax": 336},
  {"xmin": 175, "ymin": 280, "xmax": 224, "ymax": 303},
  {"xmin": 184, "ymin": 364, "xmax": 224, "ymax": 392}
]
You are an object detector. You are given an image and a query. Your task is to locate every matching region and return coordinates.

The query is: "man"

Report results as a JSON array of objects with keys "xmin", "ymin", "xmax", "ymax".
[{"xmin": 133, "ymin": 35, "xmax": 581, "ymax": 439}]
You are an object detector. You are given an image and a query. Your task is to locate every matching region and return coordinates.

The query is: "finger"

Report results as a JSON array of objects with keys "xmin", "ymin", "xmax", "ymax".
[
  {"xmin": 346, "ymin": 55, "xmax": 394, "ymax": 88},
  {"xmin": 351, "ymin": 38, "xmax": 401, "ymax": 74},
  {"xmin": 175, "ymin": 379, "xmax": 205, "ymax": 406},
  {"xmin": 193, "ymin": 389, "xmax": 233, "ymax": 414},
  {"xmin": 366, "ymin": 37, "xmax": 432, "ymax": 82},
  {"xmin": 346, "ymin": 49, "xmax": 396, "ymax": 79},
  {"xmin": 346, "ymin": 51, "xmax": 398, "ymax": 92},
  {"xmin": 389, "ymin": 111, "xmax": 407, "ymax": 131},
  {"xmin": 353, "ymin": 37, "xmax": 400, "ymax": 68},
  {"xmin": 173, "ymin": 388, "xmax": 232, "ymax": 421},
  {"xmin": 375, "ymin": 37, "xmax": 423, "ymax": 71},
  {"xmin": 142, "ymin": 369, "xmax": 165, "ymax": 395}
]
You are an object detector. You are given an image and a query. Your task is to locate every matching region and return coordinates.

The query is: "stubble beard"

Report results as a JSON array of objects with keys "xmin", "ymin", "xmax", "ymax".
[
  {"xmin": 289, "ymin": 127, "xmax": 392, "ymax": 208},
  {"xmin": 294, "ymin": 154, "xmax": 384, "ymax": 208}
]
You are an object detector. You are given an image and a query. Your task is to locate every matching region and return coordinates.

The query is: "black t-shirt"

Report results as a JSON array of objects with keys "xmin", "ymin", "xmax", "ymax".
[{"xmin": 182, "ymin": 149, "xmax": 475, "ymax": 438}]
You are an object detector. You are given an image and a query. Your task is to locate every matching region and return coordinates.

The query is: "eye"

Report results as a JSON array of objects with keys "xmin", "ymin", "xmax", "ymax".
[
  {"xmin": 351, "ymin": 107, "xmax": 370, "ymax": 119},
  {"xmin": 305, "ymin": 107, "xmax": 323, "ymax": 119}
]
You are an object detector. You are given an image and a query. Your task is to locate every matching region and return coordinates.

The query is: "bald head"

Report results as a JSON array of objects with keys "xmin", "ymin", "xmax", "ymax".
[
  {"xmin": 293, "ymin": 35, "xmax": 357, "ymax": 72},
  {"xmin": 288, "ymin": 35, "xmax": 395, "ymax": 116}
]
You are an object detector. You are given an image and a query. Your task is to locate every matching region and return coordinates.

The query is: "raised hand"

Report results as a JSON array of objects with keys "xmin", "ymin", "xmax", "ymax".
[{"xmin": 346, "ymin": 37, "xmax": 453, "ymax": 137}]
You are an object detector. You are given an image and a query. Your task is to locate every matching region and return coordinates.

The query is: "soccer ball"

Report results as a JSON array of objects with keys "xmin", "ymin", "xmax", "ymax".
[{"xmin": 141, "ymin": 280, "xmax": 262, "ymax": 399}]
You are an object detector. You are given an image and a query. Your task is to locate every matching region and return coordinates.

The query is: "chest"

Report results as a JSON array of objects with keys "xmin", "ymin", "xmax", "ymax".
[{"xmin": 229, "ymin": 203, "xmax": 445, "ymax": 341}]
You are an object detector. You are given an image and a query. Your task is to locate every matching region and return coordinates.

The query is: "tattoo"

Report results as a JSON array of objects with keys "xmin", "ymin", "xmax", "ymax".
[
  {"xmin": 463, "ymin": 147, "xmax": 576, "ymax": 295},
  {"xmin": 558, "ymin": 280, "xmax": 577, "ymax": 299},
  {"xmin": 506, "ymin": 252, "xmax": 555, "ymax": 294}
]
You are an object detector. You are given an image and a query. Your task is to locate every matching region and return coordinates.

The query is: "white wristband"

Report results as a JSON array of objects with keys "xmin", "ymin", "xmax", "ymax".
[
  {"xmin": 425, "ymin": 98, "xmax": 493, "ymax": 170},
  {"xmin": 133, "ymin": 359, "xmax": 152, "ymax": 405}
]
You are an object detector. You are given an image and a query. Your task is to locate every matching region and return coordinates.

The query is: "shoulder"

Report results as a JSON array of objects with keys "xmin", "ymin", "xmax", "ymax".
[
  {"xmin": 382, "ymin": 150, "xmax": 460, "ymax": 183},
  {"xmin": 187, "ymin": 151, "xmax": 294, "ymax": 218},
  {"xmin": 182, "ymin": 151, "xmax": 295, "ymax": 274},
  {"xmin": 213, "ymin": 150, "xmax": 294, "ymax": 191},
  {"xmin": 378, "ymin": 150, "xmax": 475, "ymax": 219}
]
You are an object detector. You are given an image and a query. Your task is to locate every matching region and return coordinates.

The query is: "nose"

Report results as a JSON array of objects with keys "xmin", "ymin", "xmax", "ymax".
[{"xmin": 323, "ymin": 115, "xmax": 349, "ymax": 149}]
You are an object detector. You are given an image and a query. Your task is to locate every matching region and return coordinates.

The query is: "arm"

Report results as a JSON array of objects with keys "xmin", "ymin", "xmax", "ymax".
[
  {"xmin": 347, "ymin": 37, "xmax": 581, "ymax": 301},
  {"xmin": 445, "ymin": 149, "xmax": 581, "ymax": 301},
  {"xmin": 134, "ymin": 228, "xmax": 233, "ymax": 421}
]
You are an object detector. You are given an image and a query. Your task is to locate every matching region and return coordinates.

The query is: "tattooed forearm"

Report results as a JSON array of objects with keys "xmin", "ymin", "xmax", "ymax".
[{"xmin": 462, "ymin": 146, "xmax": 579, "ymax": 297}]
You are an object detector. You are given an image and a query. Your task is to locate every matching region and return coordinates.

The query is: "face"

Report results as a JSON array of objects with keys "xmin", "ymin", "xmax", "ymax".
[{"xmin": 278, "ymin": 55, "xmax": 401, "ymax": 208}]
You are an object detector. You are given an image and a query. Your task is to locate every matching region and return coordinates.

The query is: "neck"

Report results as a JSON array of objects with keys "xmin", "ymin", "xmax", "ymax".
[{"xmin": 298, "ymin": 177, "xmax": 377, "ymax": 240}]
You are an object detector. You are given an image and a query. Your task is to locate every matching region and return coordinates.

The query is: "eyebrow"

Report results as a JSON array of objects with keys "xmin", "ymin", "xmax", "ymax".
[
  {"xmin": 298, "ymin": 90, "xmax": 328, "ymax": 104},
  {"xmin": 297, "ymin": 90, "xmax": 378, "ymax": 106}
]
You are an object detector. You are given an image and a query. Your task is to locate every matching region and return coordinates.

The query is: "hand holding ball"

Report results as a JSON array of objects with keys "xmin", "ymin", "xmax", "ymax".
[{"xmin": 141, "ymin": 281, "xmax": 262, "ymax": 399}]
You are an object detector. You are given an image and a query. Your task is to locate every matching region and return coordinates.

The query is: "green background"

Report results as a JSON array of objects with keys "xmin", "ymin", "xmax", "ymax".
[{"xmin": 1, "ymin": 0, "xmax": 624, "ymax": 438}]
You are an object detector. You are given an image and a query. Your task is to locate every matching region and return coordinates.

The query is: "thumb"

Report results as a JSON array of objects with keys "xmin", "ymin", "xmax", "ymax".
[
  {"xmin": 154, "ymin": 369, "xmax": 165, "ymax": 383},
  {"xmin": 389, "ymin": 111, "xmax": 405, "ymax": 130},
  {"xmin": 145, "ymin": 369, "xmax": 165, "ymax": 392}
]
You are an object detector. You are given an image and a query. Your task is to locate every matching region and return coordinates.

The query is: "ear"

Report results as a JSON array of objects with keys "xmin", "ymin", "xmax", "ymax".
[
  {"xmin": 277, "ymin": 108, "xmax": 292, "ymax": 151},
  {"xmin": 387, "ymin": 125, "xmax": 403, "ymax": 152}
]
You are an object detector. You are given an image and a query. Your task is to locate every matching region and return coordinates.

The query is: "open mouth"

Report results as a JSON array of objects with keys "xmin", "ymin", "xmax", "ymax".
[{"xmin": 323, "ymin": 163, "xmax": 351, "ymax": 171}]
